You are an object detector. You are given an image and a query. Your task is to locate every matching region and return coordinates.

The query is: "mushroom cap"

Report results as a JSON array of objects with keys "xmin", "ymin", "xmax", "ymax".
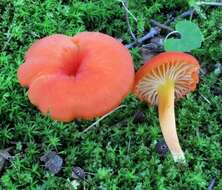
[
  {"xmin": 17, "ymin": 32, "xmax": 134, "ymax": 121},
  {"xmin": 133, "ymin": 52, "xmax": 200, "ymax": 105}
]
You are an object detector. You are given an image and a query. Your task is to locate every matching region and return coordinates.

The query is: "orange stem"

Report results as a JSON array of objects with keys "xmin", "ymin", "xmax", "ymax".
[{"xmin": 158, "ymin": 79, "xmax": 185, "ymax": 162}]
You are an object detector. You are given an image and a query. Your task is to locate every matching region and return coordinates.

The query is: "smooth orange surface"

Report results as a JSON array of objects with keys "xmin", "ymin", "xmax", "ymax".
[
  {"xmin": 18, "ymin": 32, "xmax": 135, "ymax": 121},
  {"xmin": 133, "ymin": 52, "xmax": 200, "ymax": 102},
  {"xmin": 18, "ymin": 34, "xmax": 80, "ymax": 87}
]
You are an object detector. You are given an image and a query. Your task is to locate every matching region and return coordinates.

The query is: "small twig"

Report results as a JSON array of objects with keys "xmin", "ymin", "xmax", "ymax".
[
  {"xmin": 120, "ymin": 0, "xmax": 138, "ymax": 44},
  {"xmin": 178, "ymin": 9, "xmax": 195, "ymax": 19},
  {"xmin": 137, "ymin": 27, "xmax": 160, "ymax": 43},
  {"xmin": 189, "ymin": 9, "xmax": 195, "ymax": 20},
  {"xmin": 82, "ymin": 105, "xmax": 127, "ymax": 133},
  {"xmin": 150, "ymin": 19, "xmax": 174, "ymax": 32},
  {"xmin": 178, "ymin": 8, "xmax": 195, "ymax": 21},
  {"xmin": 196, "ymin": 1, "xmax": 222, "ymax": 6},
  {"xmin": 199, "ymin": 93, "xmax": 211, "ymax": 104},
  {"xmin": 125, "ymin": 8, "xmax": 196, "ymax": 49},
  {"xmin": 165, "ymin": 9, "xmax": 195, "ymax": 25},
  {"xmin": 125, "ymin": 27, "xmax": 160, "ymax": 48},
  {"xmin": 118, "ymin": 0, "xmax": 137, "ymax": 22},
  {"xmin": 208, "ymin": 178, "xmax": 216, "ymax": 190}
]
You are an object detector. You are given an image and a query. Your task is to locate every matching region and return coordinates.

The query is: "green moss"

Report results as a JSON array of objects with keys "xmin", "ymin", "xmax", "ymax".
[{"xmin": 0, "ymin": 0, "xmax": 222, "ymax": 189}]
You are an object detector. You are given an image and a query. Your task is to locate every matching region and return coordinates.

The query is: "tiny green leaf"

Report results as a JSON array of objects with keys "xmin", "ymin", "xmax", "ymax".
[{"xmin": 164, "ymin": 20, "xmax": 203, "ymax": 52}]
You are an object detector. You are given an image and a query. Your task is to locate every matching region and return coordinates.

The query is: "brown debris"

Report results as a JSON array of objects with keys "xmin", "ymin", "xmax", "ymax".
[{"xmin": 40, "ymin": 151, "xmax": 63, "ymax": 174}]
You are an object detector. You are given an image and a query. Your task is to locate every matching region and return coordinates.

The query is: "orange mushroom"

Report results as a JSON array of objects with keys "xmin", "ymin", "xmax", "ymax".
[
  {"xmin": 133, "ymin": 52, "xmax": 200, "ymax": 162},
  {"xmin": 17, "ymin": 32, "xmax": 135, "ymax": 122}
]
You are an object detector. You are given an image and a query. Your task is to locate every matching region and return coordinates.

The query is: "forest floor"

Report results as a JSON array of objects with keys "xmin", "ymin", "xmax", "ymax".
[{"xmin": 0, "ymin": 0, "xmax": 222, "ymax": 189}]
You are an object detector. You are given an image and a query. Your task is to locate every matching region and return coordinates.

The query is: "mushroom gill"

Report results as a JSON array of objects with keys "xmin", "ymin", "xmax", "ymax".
[
  {"xmin": 135, "ymin": 61, "xmax": 199, "ymax": 105},
  {"xmin": 133, "ymin": 52, "xmax": 200, "ymax": 162}
]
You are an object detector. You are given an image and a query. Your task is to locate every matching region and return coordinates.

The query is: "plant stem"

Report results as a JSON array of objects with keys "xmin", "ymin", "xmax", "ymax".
[
  {"xmin": 82, "ymin": 105, "xmax": 127, "ymax": 133},
  {"xmin": 150, "ymin": 19, "xmax": 174, "ymax": 32},
  {"xmin": 125, "ymin": 27, "xmax": 160, "ymax": 48},
  {"xmin": 120, "ymin": 0, "xmax": 138, "ymax": 44},
  {"xmin": 158, "ymin": 79, "xmax": 185, "ymax": 162},
  {"xmin": 196, "ymin": 2, "xmax": 222, "ymax": 6}
]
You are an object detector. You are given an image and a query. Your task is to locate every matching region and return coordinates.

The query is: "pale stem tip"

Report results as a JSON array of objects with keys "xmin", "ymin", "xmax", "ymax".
[{"xmin": 172, "ymin": 152, "xmax": 186, "ymax": 163}]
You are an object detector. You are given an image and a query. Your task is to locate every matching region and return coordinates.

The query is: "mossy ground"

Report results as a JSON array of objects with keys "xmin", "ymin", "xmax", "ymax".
[{"xmin": 0, "ymin": 0, "xmax": 222, "ymax": 189}]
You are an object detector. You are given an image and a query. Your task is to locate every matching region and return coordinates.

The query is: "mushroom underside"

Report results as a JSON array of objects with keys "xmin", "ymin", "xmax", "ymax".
[
  {"xmin": 135, "ymin": 61, "xmax": 199, "ymax": 162},
  {"xmin": 135, "ymin": 61, "xmax": 198, "ymax": 105}
]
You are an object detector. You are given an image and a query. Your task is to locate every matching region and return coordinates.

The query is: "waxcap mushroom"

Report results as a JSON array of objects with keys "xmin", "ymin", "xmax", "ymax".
[
  {"xmin": 133, "ymin": 52, "xmax": 200, "ymax": 162},
  {"xmin": 17, "ymin": 32, "xmax": 135, "ymax": 122}
]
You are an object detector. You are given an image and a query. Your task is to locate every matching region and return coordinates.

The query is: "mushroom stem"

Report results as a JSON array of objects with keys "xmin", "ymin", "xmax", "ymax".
[{"xmin": 158, "ymin": 79, "xmax": 185, "ymax": 162}]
